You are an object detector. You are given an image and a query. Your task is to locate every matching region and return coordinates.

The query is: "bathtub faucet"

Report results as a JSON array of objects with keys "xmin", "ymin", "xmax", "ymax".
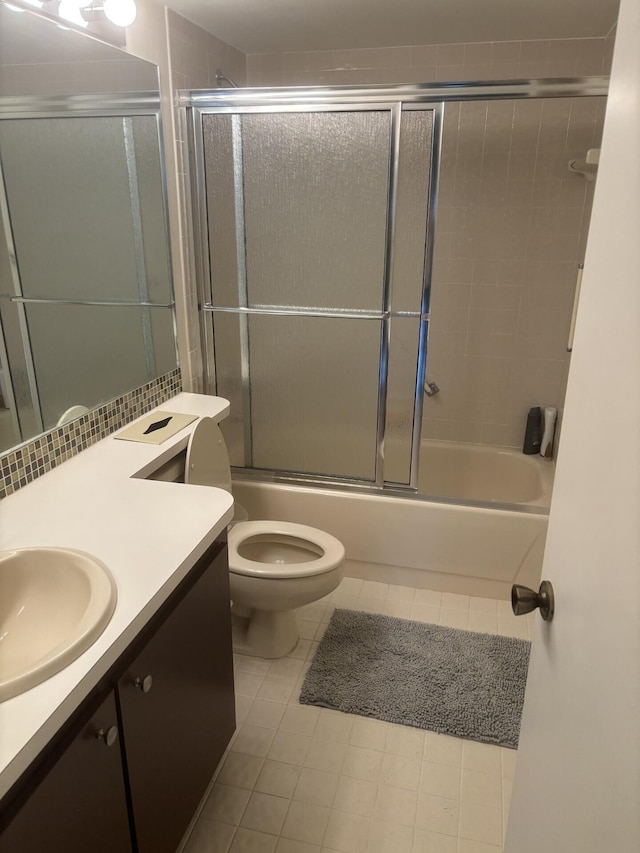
[{"xmin": 424, "ymin": 380, "xmax": 440, "ymax": 397}]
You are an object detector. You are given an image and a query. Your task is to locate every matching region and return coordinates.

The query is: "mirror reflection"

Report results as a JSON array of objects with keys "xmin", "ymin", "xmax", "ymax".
[{"xmin": 0, "ymin": 2, "xmax": 178, "ymax": 453}]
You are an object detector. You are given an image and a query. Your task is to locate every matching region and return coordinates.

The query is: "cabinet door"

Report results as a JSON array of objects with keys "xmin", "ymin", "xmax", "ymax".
[
  {"xmin": 0, "ymin": 691, "xmax": 131, "ymax": 853},
  {"xmin": 117, "ymin": 544, "xmax": 235, "ymax": 853}
]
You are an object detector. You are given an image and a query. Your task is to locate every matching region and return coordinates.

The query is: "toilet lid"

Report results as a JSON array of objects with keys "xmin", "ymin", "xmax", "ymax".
[
  {"xmin": 228, "ymin": 520, "xmax": 345, "ymax": 579},
  {"xmin": 185, "ymin": 417, "xmax": 232, "ymax": 492}
]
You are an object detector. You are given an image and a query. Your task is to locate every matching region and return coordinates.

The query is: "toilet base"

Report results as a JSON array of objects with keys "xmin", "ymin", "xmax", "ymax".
[{"xmin": 231, "ymin": 607, "xmax": 300, "ymax": 658}]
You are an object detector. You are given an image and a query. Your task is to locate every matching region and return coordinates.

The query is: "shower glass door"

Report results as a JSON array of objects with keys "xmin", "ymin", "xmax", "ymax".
[{"xmin": 193, "ymin": 101, "xmax": 438, "ymax": 487}]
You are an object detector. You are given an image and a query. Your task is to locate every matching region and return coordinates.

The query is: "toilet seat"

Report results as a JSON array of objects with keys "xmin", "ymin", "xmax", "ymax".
[
  {"xmin": 185, "ymin": 417, "xmax": 344, "ymax": 584},
  {"xmin": 228, "ymin": 520, "xmax": 345, "ymax": 579}
]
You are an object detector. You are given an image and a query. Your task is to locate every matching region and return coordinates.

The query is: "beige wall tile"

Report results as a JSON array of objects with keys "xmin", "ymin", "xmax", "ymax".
[
  {"xmin": 246, "ymin": 37, "xmax": 608, "ymax": 89},
  {"xmin": 411, "ymin": 45, "xmax": 439, "ymax": 67},
  {"xmin": 424, "ymin": 88, "xmax": 604, "ymax": 446},
  {"xmin": 437, "ymin": 43, "xmax": 466, "ymax": 66},
  {"xmin": 464, "ymin": 43, "xmax": 493, "ymax": 65}
]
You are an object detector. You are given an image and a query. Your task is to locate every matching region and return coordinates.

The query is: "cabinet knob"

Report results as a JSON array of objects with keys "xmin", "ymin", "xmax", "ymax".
[
  {"xmin": 133, "ymin": 674, "xmax": 153, "ymax": 693},
  {"xmin": 96, "ymin": 726, "xmax": 119, "ymax": 747}
]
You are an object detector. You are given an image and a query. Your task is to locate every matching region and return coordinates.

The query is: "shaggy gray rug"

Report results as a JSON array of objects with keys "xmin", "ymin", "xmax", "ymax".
[{"xmin": 300, "ymin": 608, "xmax": 530, "ymax": 748}]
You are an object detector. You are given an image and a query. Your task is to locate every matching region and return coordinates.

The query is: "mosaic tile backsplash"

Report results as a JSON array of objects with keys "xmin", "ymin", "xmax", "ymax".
[{"xmin": 0, "ymin": 369, "xmax": 182, "ymax": 499}]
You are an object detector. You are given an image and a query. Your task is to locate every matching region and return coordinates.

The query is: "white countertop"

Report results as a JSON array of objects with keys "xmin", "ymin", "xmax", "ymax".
[{"xmin": 0, "ymin": 392, "xmax": 234, "ymax": 800}]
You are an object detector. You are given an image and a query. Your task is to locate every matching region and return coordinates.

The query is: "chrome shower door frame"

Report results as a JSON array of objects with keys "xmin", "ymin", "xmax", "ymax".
[
  {"xmin": 184, "ymin": 77, "xmax": 608, "ymax": 494},
  {"xmin": 187, "ymin": 95, "xmax": 442, "ymax": 491}
]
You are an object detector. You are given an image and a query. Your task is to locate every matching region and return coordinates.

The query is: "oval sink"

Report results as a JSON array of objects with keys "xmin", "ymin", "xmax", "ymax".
[{"xmin": 0, "ymin": 548, "xmax": 117, "ymax": 701}]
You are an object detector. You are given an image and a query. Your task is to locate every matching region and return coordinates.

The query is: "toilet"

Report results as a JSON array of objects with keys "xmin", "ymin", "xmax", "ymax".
[{"xmin": 185, "ymin": 417, "xmax": 344, "ymax": 658}]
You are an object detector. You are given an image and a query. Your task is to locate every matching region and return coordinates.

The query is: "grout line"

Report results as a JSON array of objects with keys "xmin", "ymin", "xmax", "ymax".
[{"xmin": 187, "ymin": 577, "xmax": 525, "ymax": 852}]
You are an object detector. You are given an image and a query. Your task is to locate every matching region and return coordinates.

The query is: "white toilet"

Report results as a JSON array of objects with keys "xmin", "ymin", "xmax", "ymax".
[{"xmin": 185, "ymin": 417, "xmax": 344, "ymax": 658}]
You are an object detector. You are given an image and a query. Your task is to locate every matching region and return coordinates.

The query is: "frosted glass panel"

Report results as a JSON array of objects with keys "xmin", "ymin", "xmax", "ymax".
[
  {"xmin": 202, "ymin": 115, "xmax": 241, "ymax": 307},
  {"xmin": 211, "ymin": 312, "xmax": 246, "ymax": 468},
  {"xmin": 392, "ymin": 110, "xmax": 434, "ymax": 313},
  {"xmin": 240, "ymin": 111, "xmax": 391, "ymax": 311},
  {"xmin": 200, "ymin": 105, "xmax": 439, "ymax": 486},
  {"xmin": 248, "ymin": 315, "xmax": 381, "ymax": 479},
  {"xmin": 24, "ymin": 304, "xmax": 171, "ymax": 430},
  {"xmin": 0, "ymin": 115, "xmax": 171, "ymax": 303},
  {"xmin": 384, "ymin": 317, "xmax": 422, "ymax": 485}
]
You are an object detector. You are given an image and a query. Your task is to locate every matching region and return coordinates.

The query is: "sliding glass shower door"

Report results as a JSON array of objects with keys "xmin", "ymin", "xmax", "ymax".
[{"xmin": 192, "ymin": 100, "xmax": 439, "ymax": 488}]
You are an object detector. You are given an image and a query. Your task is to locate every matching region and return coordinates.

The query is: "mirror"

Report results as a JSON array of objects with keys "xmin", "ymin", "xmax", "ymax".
[{"xmin": 0, "ymin": 1, "xmax": 178, "ymax": 454}]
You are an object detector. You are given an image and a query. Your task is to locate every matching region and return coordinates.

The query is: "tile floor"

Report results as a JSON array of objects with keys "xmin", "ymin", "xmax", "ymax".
[{"xmin": 183, "ymin": 578, "xmax": 534, "ymax": 853}]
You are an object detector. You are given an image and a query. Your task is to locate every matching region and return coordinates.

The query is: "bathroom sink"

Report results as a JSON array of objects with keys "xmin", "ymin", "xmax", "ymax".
[{"xmin": 0, "ymin": 548, "xmax": 117, "ymax": 701}]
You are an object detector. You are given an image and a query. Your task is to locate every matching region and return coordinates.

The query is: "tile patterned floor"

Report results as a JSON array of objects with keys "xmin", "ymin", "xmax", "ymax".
[{"xmin": 183, "ymin": 578, "xmax": 534, "ymax": 853}]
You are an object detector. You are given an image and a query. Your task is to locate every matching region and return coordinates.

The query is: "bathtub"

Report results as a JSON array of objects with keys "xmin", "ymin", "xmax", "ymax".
[
  {"xmin": 418, "ymin": 440, "xmax": 554, "ymax": 507},
  {"xmin": 233, "ymin": 441, "xmax": 553, "ymax": 600}
]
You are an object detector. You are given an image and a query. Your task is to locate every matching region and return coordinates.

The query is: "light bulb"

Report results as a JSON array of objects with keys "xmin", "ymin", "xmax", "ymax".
[
  {"xmin": 103, "ymin": 0, "xmax": 136, "ymax": 26},
  {"xmin": 64, "ymin": 0, "xmax": 93, "ymax": 8},
  {"xmin": 58, "ymin": 0, "xmax": 89, "ymax": 26}
]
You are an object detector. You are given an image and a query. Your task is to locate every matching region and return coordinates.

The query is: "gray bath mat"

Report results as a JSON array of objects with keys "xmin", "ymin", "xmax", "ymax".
[{"xmin": 300, "ymin": 608, "xmax": 530, "ymax": 748}]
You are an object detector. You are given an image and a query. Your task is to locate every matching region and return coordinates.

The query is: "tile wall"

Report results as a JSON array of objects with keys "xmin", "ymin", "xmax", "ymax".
[
  {"xmin": 167, "ymin": 10, "xmax": 247, "ymax": 92},
  {"xmin": 246, "ymin": 38, "xmax": 613, "ymax": 87},
  {"xmin": 247, "ymin": 37, "xmax": 612, "ymax": 448},
  {"xmin": 426, "ymin": 94, "xmax": 605, "ymax": 446}
]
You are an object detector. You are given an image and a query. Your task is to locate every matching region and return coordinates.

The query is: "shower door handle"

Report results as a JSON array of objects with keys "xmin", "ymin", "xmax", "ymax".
[{"xmin": 511, "ymin": 581, "xmax": 555, "ymax": 621}]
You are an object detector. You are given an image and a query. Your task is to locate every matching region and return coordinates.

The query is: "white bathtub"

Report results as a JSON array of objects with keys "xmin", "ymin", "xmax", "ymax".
[
  {"xmin": 418, "ymin": 440, "xmax": 554, "ymax": 507},
  {"xmin": 233, "ymin": 443, "xmax": 553, "ymax": 600}
]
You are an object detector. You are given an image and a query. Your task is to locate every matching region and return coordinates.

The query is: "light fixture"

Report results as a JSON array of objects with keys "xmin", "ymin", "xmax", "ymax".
[
  {"xmin": 103, "ymin": 0, "xmax": 136, "ymax": 26},
  {"xmin": 12, "ymin": 0, "xmax": 138, "ymax": 32},
  {"xmin": 6, "ymin": 0, "xmax": 137, "ymax": 46},
  {"xmin": 58, "ymin": 0, "xmax": 88, "ymax": 26}
]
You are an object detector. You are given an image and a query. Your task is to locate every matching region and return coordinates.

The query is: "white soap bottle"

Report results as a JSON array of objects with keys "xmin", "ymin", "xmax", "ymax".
[{"xmin": 540, "ymin": 407, "xmax": 557, "ymax": 458}]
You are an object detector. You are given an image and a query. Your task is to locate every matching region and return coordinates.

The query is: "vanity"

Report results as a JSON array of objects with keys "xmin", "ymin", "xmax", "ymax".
[
  {"xmin": 0, "ymin": 393, "xmax": 236, "ymax": 853},
  {"xmin": 0, "ymin": 2, "xmax": 239, "ymax": 846}
]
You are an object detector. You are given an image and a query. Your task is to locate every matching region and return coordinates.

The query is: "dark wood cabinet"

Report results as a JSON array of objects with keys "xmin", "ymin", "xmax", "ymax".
[
  {"xmin": 0, "ymin": 538, "xmax": 235, "ymax": 853},
  {"xmin": 118, "ymin": 544, "xmax": 235, "ymax": 853},
  {"xmin": 0, "ymin": 690, "xmax": 132, "ymax": 853}
]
